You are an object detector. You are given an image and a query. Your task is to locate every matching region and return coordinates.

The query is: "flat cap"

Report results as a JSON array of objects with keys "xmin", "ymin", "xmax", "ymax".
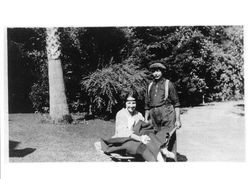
[{"xmin": 149, "ymin": 62, "xmax": 166, "ymax": 70}]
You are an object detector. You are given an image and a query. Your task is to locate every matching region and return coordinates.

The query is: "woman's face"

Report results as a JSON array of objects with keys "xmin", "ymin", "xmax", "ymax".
[{"xmin": 125, "ymin": 96, "xmax": 136, "ymax": 113}]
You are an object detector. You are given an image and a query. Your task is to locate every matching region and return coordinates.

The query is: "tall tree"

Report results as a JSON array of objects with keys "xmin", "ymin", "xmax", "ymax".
[{"xmin": 46, "ymin": 27, "xmax": 70, "ymax": 123}]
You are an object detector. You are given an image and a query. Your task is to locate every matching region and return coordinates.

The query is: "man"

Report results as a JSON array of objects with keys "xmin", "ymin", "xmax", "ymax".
[{"xmin": 145, "ymin": 61, "xmax": 181, "ymax": 161}]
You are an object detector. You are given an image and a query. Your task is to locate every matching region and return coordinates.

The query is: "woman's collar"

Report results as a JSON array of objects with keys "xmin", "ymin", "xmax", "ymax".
[{"xmin": 124, "ymin": 108, "xmax": 137, "ymax": 116}]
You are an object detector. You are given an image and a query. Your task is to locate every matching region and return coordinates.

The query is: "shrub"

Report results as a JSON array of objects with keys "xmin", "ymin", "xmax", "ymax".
[
  {"xmin": 80, "ymin": 63, "xmax": 148, "ymax": 114},
  {"xmin": 29, "ymin": 80, "xmax": 49, "ymax": 113}
]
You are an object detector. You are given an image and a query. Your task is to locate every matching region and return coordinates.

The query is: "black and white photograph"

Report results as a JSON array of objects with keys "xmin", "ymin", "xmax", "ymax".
[
  {"xmin": 1, "ymin": 1, "xmax": 249, "ymax": 179},
  {"xmin": 7, "ymin": 26, "xmax": 245, "ymax": 162}
]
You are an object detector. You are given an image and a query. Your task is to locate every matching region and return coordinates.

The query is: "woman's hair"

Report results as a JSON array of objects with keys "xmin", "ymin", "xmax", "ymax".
[{"xmin": 122, "ymin": 91, "xmax": 138, "ymax": 106}]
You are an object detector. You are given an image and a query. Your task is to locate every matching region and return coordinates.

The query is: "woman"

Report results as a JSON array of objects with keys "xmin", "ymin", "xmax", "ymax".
[
  {"xmin": 100, "ymin": 92, "xmax": 175, "ymax": 162},
  {"xmin": 112, "ymin": 92, "xmax": 150, "ymax": 143}
]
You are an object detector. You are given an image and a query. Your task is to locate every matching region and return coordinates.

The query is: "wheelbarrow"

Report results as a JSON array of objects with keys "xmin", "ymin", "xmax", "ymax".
[{"xmin": 95, "ymin": 126, "xmax": 178, "ymax": 162}]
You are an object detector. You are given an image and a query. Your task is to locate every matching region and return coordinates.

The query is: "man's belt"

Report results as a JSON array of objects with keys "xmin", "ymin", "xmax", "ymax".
[{"xmin": 149, "ymin": 103, "xmax": 169, "ymax": 109}]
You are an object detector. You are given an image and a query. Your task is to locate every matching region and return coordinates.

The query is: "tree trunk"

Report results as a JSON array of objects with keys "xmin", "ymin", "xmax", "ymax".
[{"xmin": 46, "ymin": 27, "xmax": 70, "ymax": 123}]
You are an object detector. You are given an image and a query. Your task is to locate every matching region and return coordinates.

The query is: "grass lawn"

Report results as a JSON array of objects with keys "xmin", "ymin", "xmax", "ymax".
[
  {"xmin": 9, "ymin": 100, "xmax": 245, "ymax": 162},
  {"xmin": 9, "ymin": 114, "xmax": 115, "ymax": 162}
]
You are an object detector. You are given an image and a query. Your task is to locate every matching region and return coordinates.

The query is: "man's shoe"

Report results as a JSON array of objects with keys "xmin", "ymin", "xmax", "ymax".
[{"xmin": 161, "ymin": 148, "xmax": 176, "ymax": 159}]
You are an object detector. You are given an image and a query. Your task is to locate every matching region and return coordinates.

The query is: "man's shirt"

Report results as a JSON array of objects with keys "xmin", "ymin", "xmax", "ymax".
[{"xmin": 145, "ymin": 77, "xmax": 180, "ymax": 110}]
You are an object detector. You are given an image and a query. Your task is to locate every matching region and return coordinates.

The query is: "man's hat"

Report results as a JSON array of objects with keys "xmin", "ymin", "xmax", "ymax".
[{"xmin": 149, "ymin": 62, "xmax": 166, "ymax": 70}]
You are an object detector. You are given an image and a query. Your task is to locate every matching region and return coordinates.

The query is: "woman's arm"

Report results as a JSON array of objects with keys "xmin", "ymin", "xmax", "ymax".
[
  {"xmin": 130, "ymin": 133, "xmax": 150, "ymax": 144},
  {"xmin": 130, "ymin": 133, "xmax": 142, "ymax": 142}
]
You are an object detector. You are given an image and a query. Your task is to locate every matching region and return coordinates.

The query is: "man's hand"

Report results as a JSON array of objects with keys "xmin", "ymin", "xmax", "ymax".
[{"xmin": 175, "ymin": 120, "xmax": 182, "ymax": 129}]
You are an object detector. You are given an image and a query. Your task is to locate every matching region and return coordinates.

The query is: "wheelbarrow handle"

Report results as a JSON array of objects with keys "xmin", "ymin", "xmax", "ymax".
[
  {"xmin": 169, "ymin": 126, "xmax": 178, "ymax": 137},
  {"xmin": 165, "ymin": 126, "xmax": 178, "ymax": 142}
]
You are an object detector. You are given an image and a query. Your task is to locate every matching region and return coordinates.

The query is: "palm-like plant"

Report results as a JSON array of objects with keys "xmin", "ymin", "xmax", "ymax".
[{"xmin": 46, "ymin": 27, "xmax": 71, "ymax": 123}]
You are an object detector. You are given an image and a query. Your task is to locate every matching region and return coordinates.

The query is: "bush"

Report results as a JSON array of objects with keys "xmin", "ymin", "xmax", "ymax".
[
  {"xmin": 80, "ymin": 63, "xmax": 148, "ymax": 114},
  {"xmin": 29, "ymin": 80, "xmax": 49, "ymax": 113}
]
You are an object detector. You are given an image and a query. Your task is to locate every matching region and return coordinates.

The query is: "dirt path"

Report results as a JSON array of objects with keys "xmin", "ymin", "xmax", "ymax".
[{"xmin": 177, "ymin": 100, "xmax": 245, "ymax": 161}]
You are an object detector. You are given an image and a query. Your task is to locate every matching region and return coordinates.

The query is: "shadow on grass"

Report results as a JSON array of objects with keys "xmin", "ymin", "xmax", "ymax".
[
  {"xmin": 232, "ymin": 112, "xmax": 244, "ymax": 117},
  {"xmin": 9, "ymin": 140, "xmax": 36, "ymax": 158},
  {"xmin": 180, "ymin": 103, "xmax": 215, "ymax": 115},
  {"xmin": 233, "ymin": 103, "xmax": 244, "ymax": 117},
  {"xmin": 235, "ymin": 104, "xmax": 244, "ymax": 109},
  {"xmin": 164, "ymin": 153, "xmax": 188, "ymax": 162},
  {"xmin": 181, "ymin": 103, "xmax": 215, "ymax": 108},
  {"xmin": 236, "ymin": 104, "xmax": 244, "ymax": 108},
  {"xmin": 177, "ymin": 153, "xmax": 188, "ymax": 162}
]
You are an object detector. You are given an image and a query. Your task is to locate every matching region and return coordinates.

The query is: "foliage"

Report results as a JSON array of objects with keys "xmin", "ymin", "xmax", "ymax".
[
  {"xmin": 59, "ymin": 27, "xmax": 130, "ymax": 112},
  {"xmin": 127, "ymin": 26, "xmax": 244, "ymax": 105},
  {"xmin": 8, "ymin": 28, "xmax": 49, "ymax": 112},
  {"xmin": 29, "ymin": 79, "xmax": 49, "ymax": 113},
  {"xmin": 80, "ymin": 63, "xmax": 148, "ymax": 114},
  {"xmin": 8, "ymin": 26, "xmax": 244, "ymax": 115},
  {"xmin": 209, "ymin": 26, "xmax": 244, "ymax": 101},
  {"xmin": 8, "ymin": 27, "xmax": 130, "ymax": 113}
]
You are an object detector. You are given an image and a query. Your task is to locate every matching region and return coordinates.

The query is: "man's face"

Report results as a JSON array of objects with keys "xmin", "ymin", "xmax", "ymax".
[{"xmin": 152, "ymin": 68, "xmax": 163, "ymax": 80}]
